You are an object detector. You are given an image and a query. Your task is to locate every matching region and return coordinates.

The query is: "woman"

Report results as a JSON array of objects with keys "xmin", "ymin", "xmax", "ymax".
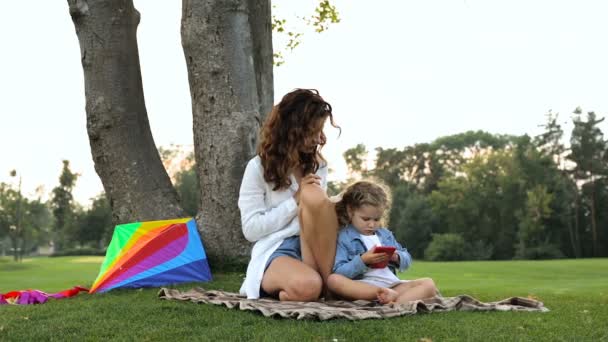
[{"xmin": 238, "ymin": 89, "xmax": 340, "ymax": 301}]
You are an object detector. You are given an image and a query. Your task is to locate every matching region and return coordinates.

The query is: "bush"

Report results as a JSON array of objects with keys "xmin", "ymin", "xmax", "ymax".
[
  {"xmin": 424, "ymin": 233, "xmax": 466, "ymax": 261},
  {"xmin": 50, "ymin": 247, "xmax": 106, "ymax": 257},
  {"xmin": 515, "ymin": 243, "xmax": 564, "ymax": 260},
  {"xmin": 466, "ymin": 240, "xmax": 494, "ymax": 260}
]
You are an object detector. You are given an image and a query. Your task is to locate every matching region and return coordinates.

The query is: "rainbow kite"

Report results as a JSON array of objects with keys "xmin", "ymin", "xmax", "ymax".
[{"xmin": 89, "ymin": 218, "xmax": 211, "ymax": 293}]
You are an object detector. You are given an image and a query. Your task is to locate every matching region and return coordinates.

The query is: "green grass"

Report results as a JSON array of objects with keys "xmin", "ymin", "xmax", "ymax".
[
  {"xmin": 0, "ymin": 256, "xmax": 103, "ymax": 292},
  {"xmin": 1, "ymin": 257, "xmax": 607, "ymax": 341}
]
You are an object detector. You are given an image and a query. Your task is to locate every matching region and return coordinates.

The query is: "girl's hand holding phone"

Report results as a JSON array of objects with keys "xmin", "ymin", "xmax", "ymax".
[{"xmin": 361, "ymin": 248, "xmax": 388, "ymax": 266}]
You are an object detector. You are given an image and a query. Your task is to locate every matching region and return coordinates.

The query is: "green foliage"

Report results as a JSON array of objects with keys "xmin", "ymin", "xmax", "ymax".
[
  {"xmin": 515, "ymin": 185, "xmax": 556, "ymax": 259},
  {"xmin": 2, "ymin": 257, "xmax": 607, "ymax": 341},
  {"xmin": 466, "ymin": 240, "xmax": 494, "ymax": 260},
  {"xmin": 158, "ymin": 145, "xmax": 181, "ymax": 164},
  {"xmin": 389, "ymin": 184, "xmax": 435, "ymax": 258},
  {"xmin": 534, "ymin": 110, "xmax": 566, "ymax": 159},
  {"xmin": 50, "ymin": 247, "xmax": 106, "ymax": 257},
  {"xmin": 0, "ymin": 174, "xmax": 52, "ymax": 261},
  {"xmin": 374, "ymin": 131, "xmax": 518, "ymax": 193},
  {"xmin": 272, "ymin": 1, "xmax": 340, "ymax": 66},
  {"xmin": 514, "ymin": 243, "xmax": 564, "ymax": 260},
  {"xmin": 357, "ymin": 113, "xmax": 608, "ymax": 260},
  {"xmin": 22, "ymin": 198, "xmax": 53, "ymax": 252},
  {"xmin": 174, "ymin": 167, "xmax": 199, "ymax": 217},
  {"xmin": 578, "ymin": 180, "xmax": 608, "ymax": 257},
  {"xmin": 345, "ymin": 112, "xmax": 605, "ymax": 262},
  {"xmin": 158, "ymin": 146, "xmax": 199, "ymax": 217},
  {"xmin": 72, "ymin": 194, "xmax": 113, "ymax": 248},
  {"xmin": 206, "ymin": 254, "xmax": 249, "ymax": 273},
  {"xmin": 566, "ymin": 108, "xmax": 607, "ymax": 257},
  {"xmin": 309, "ymin": 0, "xmax": 340, "ymax": 33},
  {"xmin": 326, "ymin": 144, "xmax": 371, "ymax": 196},
  {"xmin": 428, "ymin": 150, "xmax": 519, "ymax": 259},
  {"xmin": 423, "ymin": 134, "xmax": 580, "ymax": 260},
  {"xmin": 430, "ymin": 130, "xmax": 518, "ymax": 151},
  {"xmin": 50, "ymin": 160, "xmax": 79, "ymax": 252},
  {"xmin": 568, "ymin": 109, "xmax": 606, "ymax": 179},
  {"xmin": 343, "ymin": 143, "xmax": 368, "ymax": 177},
  {"xmin": 424, "ymin": 233, "xmax": 467, "ymax": 261},
  {"xmin": 326, "ymin": 180, "xmax": 343, "ymax": 197},
  {"xmin": 373, "ymin": 147, "xmax": 406, "ymax": 188},
  {"xmin": 0, "ymin": 183, "xmax": 18, "ymax": 237},
  {"xmin": 0, "ymin": 182, "xmax": 22, "ymax": 260}
]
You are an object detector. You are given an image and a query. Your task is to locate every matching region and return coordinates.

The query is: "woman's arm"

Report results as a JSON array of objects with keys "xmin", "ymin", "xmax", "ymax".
[{"xmin": 238, "ymin": 159, "xmax": 299, "ymax": 242}]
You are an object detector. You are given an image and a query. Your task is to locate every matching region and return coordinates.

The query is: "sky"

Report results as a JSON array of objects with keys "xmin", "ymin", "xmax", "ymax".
[{"xmin": 1, "ymin": 0, "xmax": 607, "ymax": 205}]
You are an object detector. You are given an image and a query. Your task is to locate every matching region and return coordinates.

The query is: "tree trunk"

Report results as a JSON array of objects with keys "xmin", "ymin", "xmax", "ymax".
[
  {"xmin": 566, "ymin": 178, "xmax": 581, "ymax": 258},
  {"xmin": 566, "ymin": 201, "xmax": 580, "ymax": 258},
  {"xmin": 181, "ymin": 0, "xmax": 273, "ymax": 259},
  {"xmin": 574, "ymin": 190, "xmax": 582, "ymax": 256},
  {"xmin": 589, "ymin": 179, "xmax": 598, "ymax": 256},
  {"xmin": 68, "ymin": 0, "xmax": 184, "ymax": 223},
  {"xmin": 10, "ymin": 236, "xmax": 18, "ymax": 262}
]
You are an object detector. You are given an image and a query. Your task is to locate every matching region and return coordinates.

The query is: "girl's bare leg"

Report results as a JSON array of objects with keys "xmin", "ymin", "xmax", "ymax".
[
  {"xmin": 261, "ymin": 256, "xmax": 323, "ymax": 301},
  {"xmin": 392, "ymin": 278, "xmax": 438, "ymax": 303},
  {"xmin": 327, "ymin": 274, "xmax": 395, "ymax": 301},
  {"xmin": 298, "ymin": 183, "xmax": 339, "ymax": 292}
]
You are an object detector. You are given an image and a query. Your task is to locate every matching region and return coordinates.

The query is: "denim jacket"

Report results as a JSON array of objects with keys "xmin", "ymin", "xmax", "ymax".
[{"xmin": 332, "ymin": 225, "xmax": 412, "ymax": 280}]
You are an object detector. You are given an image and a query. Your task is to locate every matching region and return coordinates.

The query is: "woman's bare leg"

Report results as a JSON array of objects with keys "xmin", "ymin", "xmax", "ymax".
[
  {"xmin": 327, "ymin": 274, "xmax": 393, "ymax": 301},
  {"xmin": 261, "ymin": 256, "xmax": 322, "ymax": 301},
  {"xmin": 392, "ymin": 278, "xmax": 438, "ymax": 303},
  {"xmin": 298, "ymin": 183, "xmax": 339, "ymax": 290}
]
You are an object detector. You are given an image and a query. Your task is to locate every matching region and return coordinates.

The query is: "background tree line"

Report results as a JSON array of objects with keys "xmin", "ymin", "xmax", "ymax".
[
  {"xmin": 1, "ymin": 109, "xmax": 605, "ymax": 262},
  {"xmin": 0, "ymin": 161, "xmax": 112, "ymax": 260},
  {"xmin": 331, "ymin": 109, "xmax": 606, "ymax": 261},
  {"xmin": 0, "ymin": 149, "xmax": 197, "ymax": 260},
  {"xmin": 0, "ymin": 147, "xmax": 199, "ymax": 260}
]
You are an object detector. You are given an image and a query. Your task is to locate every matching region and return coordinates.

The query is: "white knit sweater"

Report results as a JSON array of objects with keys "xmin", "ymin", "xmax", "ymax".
[{"xmin": 238, "ymin": 156, "xmax": 328, "ymax": 299}]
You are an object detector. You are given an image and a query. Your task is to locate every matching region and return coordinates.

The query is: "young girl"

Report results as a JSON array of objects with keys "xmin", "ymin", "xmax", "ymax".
[{"xmin": 329, "ymin": 181, "xmax": 438, "ymax": 304}]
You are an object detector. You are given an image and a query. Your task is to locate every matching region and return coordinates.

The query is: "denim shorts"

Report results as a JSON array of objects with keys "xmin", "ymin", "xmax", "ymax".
[
  {"xmin": 260, "ymin": 235, "xmax": 302, "ymax": 298},
  {"xmin": 264, "ymin": 235, "xmax": 302, "ymax": 270}
]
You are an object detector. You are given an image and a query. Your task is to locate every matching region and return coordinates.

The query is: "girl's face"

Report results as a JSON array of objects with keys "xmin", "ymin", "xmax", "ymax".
[
  {"xmin": 299, "ymin": 117, "xmax": 327, "ymax": 154},
  {"xmin": 348, "ymin": 204, "xmax": 383, "ymax": 235}
]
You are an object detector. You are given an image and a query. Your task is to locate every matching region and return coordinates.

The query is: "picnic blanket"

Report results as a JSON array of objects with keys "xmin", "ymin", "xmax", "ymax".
[{"xmin": 158, "ymin": 287, "xmax": 549, "ymax": 320}]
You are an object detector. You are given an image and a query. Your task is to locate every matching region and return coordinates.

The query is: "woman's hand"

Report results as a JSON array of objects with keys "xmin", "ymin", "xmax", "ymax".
[
  {"xmin": 294, "ymin": 174, "xmax": 321, "ymax": 204},
  {"xmin": 361, "ymin": 247, "xmax": 388, "ymax": 266}
]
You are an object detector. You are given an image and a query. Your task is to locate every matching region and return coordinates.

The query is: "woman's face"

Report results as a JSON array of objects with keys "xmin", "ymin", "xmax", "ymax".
[{"xmin": 300, "ymin": 117, "xmax": 327, "ymax": 153}]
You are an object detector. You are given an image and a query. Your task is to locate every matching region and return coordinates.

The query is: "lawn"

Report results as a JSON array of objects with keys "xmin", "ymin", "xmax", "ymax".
[{"xmin": 1, "ymin": 256, "xmax": 607, "ymax": 341}]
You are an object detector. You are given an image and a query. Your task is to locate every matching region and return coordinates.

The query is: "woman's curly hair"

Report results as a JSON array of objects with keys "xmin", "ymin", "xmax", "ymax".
[
  {"xmin": 335, "ymin": 180, "xmax": 392, "ymax": 227},
  {"xmin": 258, "ymin": 89, "xmax": 340, "ymax": 190}
]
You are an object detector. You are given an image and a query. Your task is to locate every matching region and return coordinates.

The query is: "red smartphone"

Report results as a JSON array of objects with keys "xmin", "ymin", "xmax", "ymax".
[{"xmin": 370, "ymin": 246, "xmax": 396, "ymax": 269}]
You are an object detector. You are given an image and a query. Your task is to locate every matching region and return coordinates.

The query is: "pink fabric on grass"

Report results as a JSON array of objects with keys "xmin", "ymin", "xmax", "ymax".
[{"xmin": 0, "ymin": 286, "xmax": 89, "ymax": 305}]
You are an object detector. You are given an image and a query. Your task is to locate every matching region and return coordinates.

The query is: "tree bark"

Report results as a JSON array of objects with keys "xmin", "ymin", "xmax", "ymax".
[
  {"xmin": 181, "ymin": 0, "xmax": 273, "ymax": 259},
  {"xmin": 589, "ymin": 178, "xmax": 598, "ymax": 256},
  {"xmin": 574, "ymin": 189, "xmax": 582, "ymax": 256},
  {"xmin": 68, "ymin": 0, "xmax": 185, "ymax": 223}
]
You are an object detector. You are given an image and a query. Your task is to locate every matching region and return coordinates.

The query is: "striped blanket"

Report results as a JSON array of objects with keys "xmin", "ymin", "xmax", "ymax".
[{"xmin": 158, "ymin": 287, "xmax": 548, "ymax": 320}]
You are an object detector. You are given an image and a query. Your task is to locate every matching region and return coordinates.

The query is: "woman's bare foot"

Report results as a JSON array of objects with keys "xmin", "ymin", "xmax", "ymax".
[{"xmin": 377, "ymin": 287, "xmax": 399, "ymax": 304}]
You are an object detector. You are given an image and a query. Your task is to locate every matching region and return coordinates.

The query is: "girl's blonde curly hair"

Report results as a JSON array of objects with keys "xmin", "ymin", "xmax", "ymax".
[{"xmin": 335, "ymin": 180, "xmax": 392, "ymax": 227}]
